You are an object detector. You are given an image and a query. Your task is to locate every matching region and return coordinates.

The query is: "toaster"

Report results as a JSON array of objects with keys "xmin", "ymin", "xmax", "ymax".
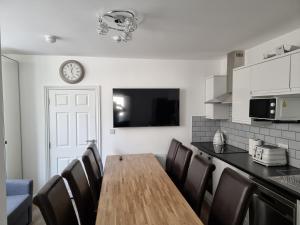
[{"xmin": 253, "ymin": 145, "xmax": 287, "ymax": 167}]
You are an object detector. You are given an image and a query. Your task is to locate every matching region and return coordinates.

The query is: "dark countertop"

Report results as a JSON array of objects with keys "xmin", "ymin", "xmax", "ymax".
[{"xmin": 191, "ymin": 142, "xmax": 300, "ymax": 201}]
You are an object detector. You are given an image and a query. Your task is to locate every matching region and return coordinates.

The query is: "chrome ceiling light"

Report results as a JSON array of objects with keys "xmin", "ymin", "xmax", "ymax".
[{"xmin": 97, "ymin": 10, "xmax": 139, "ymax": 43}]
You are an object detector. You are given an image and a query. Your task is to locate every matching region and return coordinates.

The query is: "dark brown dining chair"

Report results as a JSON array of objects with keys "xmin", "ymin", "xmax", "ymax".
[
  {"xmin": 207, "ymin": 168, "xmax": 256, "ymax": 225},
  {"xmin": 88, "ymin": 143, "xmax": 104, "ymax": 176},
  {"xmin": 183, "ymin": 155, "xmax": 215, "ymax": 217},
  {"xmin": 82, "ymin": 148, "xmax": 102, "ymax": 202},
  {"xmin": 33, "ymin": 175, "xmax": 79, "ymax": 225},
  {"xmin": 165, "ymin": 138, "xmax": 181, "ymax": 175},
  {"xmin": 171, "ymin": 145, "xmax": 192, "ymax": 190},
  {"xmin": 62, "ymin": 160, "xmax": 96, "ymax": 225}
]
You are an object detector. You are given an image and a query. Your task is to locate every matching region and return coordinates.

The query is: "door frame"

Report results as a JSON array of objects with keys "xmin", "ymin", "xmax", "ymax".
[{"xmin": 44, "ymin": 86, "xmax": 101, "ymax": 179}]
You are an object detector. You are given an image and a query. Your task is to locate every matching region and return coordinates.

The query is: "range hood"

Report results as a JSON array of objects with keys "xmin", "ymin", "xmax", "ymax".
[{"xmin": 205, "ymin": 50, "xmax": 245, "ymax": 104}]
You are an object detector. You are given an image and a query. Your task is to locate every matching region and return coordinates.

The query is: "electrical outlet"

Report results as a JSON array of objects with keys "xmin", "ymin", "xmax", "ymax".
[
  {"xmin": 110, "ymin": 129, "xmax": 116, "ymax": 135},
  {"xmin": 277, "ymin": 143, "xmax": 288, "ymax": 149}
]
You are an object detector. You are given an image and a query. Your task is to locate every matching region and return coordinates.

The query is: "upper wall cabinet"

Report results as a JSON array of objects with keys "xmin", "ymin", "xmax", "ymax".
[
  {"xmin": 232, "ymin": 67, "xmax": 251, "ymax": 125},
  {"xmin": 250, "ymin": 56, "xmax": 291, "ymax": 96},
  {"xmin": 205, "ymin": 76, "xmax": 229, "ymax": 120},
  {"xmin": 291, "ymin": 52, "xmax": 300, "ymax": 92}
]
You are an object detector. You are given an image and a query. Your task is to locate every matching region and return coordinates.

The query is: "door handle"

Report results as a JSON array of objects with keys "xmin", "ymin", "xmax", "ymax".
[{"xmin": 86, "ymin": 139, "xmax": 96, "ymax": 144}]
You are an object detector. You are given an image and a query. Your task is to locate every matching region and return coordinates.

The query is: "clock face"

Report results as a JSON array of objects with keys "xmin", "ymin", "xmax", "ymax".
[{"xmin": 59, "ymin": 60, "xmax": 84, "ymax": 84}]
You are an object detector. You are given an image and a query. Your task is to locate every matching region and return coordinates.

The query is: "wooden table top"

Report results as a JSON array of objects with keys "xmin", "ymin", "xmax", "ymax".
[{"xmin": 96, "ymin": 153, "xmax": 204, "ymax": 225}]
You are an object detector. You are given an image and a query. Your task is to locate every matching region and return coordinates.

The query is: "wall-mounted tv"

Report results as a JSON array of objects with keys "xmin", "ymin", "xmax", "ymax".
[{"xmin": 113, "ymin": 88, "xmax": 180, "ymax": 127}]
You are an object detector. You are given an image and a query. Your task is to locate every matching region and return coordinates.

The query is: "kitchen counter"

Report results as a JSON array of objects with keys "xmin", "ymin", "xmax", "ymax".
[{"xmin": 191, "ymin": 142, "xmax": 300, "ymax": 200}]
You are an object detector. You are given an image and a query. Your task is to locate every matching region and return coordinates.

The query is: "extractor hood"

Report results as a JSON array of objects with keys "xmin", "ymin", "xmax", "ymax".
[{"xmin": 205, "ymin": 50, "xmax": 245, "ymax": 104}]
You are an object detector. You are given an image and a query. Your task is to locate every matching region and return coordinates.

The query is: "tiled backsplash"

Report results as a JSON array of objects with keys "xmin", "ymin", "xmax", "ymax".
[
  {"xmin": 192, "ymin": 116, "xmax": 220, "ymax": 142},
  {"xmin": 192, "ymin": 116, "xmax": 300, "ymax": 168}
]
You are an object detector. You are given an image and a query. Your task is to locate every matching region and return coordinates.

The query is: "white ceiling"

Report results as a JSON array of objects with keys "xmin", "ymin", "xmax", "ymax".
[{"xmin": 1, "ymin": 0, "xmax": 300, "ymax": 59}]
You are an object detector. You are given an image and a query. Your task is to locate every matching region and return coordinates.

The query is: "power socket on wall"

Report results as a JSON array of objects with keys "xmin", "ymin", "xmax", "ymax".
[{"xmin": 277, "ymin": 143, "xmax": 288, "ymax": 149}]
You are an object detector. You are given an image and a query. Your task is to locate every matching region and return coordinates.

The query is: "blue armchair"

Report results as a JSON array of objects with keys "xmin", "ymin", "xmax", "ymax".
[{"xmin": 6, "ymin": 180, "xmax": 33, "ymax": 225}]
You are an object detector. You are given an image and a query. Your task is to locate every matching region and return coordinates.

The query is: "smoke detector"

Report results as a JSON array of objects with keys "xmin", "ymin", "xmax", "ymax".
[{"xmin": 44, "ymin": 35, "xmax": 57, "ymax": 43}]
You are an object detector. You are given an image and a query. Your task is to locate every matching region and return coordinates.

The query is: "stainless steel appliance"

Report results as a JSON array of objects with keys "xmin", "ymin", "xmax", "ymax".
[
  {"xmin": 249, "ymin": 97, "xmax": 300, "ymax": 121},
  {"xmin": 252, "ymin": 145, "xmax": 287, "ymax": 167},
  {"xmin": 250, "ymin": 178, "xmax": 298, "ymax": 225},
  {"xmin": 213, "ymin": 130, "xmax": 225, "ymax": 153}
]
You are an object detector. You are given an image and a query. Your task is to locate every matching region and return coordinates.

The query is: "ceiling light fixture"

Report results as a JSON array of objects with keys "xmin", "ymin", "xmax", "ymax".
[{"xmin": 97, "ymin": 10, "xmax": 140, "ymax": 43}]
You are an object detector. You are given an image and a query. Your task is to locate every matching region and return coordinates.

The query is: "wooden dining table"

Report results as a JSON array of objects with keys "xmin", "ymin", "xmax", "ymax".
[{"xmin": 96, "ymin": 153, "xmax": 204, "ymax": 225}]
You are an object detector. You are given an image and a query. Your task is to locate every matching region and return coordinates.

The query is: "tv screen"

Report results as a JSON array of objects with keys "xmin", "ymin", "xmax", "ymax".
[{"xmin": 113, "ymin": 88, "xmax": 180, "ymax": 127}]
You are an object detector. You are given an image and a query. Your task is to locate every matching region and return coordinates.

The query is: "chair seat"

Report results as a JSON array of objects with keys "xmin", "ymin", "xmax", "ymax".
[{"xmin": 7, "ymin": 194, "xmax": 31, "ymax": 223}]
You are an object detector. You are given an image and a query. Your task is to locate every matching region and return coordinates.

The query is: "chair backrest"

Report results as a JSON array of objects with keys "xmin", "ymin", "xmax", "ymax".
[
  {"xmin": 62, "ymin": 160, "xmax": 96, "ymax": 225},
  {"xmin": 171, "ymin": 145, "xmax": 192, "ymax": 189},
  {"xmin": 183, "ymin": 155, "xmax": 215, "ymax": 216},
  {"xmin": 88, "ymin": 143, "xmax": 104, "ymax": 176},
  {"xmin": 208, "ymin": 168, "xmax": 256, "ymax": 225},
  {"xmin": 165, "ymin": 139, "xmax": 181, "ymax": 174},
  {"xmin": 33, "ymin": 175, "xmax": 79, "ymax": 225},
  {"xmin": 82, "ymin": 148, "xmax": 102, "ymax": 202}
]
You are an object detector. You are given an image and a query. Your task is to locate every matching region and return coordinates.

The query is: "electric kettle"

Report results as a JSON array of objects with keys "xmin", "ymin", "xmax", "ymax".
[{"xmin": 213, "ymin": 129, "xmax": 225, "ymax": 146}]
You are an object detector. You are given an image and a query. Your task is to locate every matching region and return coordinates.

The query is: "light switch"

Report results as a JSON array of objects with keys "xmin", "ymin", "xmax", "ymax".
[{"xmin": 110, "ymin": 129, "xmax": 116, "ymax": 135}]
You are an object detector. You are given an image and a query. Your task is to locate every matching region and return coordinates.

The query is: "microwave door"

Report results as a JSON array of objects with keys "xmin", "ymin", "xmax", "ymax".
[{"xmin": 249, "ymin": 99, "xmax": 275, "ymax": 119}]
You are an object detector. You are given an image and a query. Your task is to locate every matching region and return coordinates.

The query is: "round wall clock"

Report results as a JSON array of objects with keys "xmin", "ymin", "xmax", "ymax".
[{"xmin": 59, "ymin": 60, "xmax": 85, "ymax": 84}]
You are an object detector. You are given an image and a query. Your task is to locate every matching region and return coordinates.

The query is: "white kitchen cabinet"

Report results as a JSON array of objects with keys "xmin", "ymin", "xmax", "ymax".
[
  {"xmin": 232, "ymin": 67, "xmax": 251, "ymax": 125},
  {"xmin": 205, "ymin": 76, "xmax": 229, "ymax": 120},
  {"xmin": 250, "ymin": 56, "xmax": 291, "ymax": 96},
  {"xmin": 291, "ymin": 52, "xmax": 300, "ymax": 92}
]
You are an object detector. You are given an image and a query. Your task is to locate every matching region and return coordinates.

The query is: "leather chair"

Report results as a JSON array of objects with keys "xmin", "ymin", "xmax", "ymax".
[
  {"xmin": 207, "ymin": 168, "xmax": 256, "ymax": 225},
  {"xmin": 88, "ymin": 143, "xmax": 104, "ymax": 176},
  {"xmin": 82, "ymin": 148, "xmax": 102, "ymax": 203},
  {"xmin": 62, "ymin": 160, "xmax": 96, "ymax": 225},
  {"xmin": 183, "ymin": 155, "xmax": 215, "ymax": 217},
  {"xmin": 33, "ymin": 175, "xmax": 79, "ymax": 225},
  {"xmin": 165, "ymin": 139, "xmax": 181, "ymax": 175},
  {"xmin": 171, "ymin": 145, "xmax": 192, "ymax": 190}
]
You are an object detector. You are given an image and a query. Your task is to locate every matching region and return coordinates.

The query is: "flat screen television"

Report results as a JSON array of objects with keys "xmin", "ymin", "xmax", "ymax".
[{"xmin": 113, "ymin": 88, "xmax": 180, "ymax": 127}]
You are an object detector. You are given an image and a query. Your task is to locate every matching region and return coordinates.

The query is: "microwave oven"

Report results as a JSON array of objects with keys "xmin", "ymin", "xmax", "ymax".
[{"xmin": 249, "ymin": 97, "xmax": 300, "ymax": 121}]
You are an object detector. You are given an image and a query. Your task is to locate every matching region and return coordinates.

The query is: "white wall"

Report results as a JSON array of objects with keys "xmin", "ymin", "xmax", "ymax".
[
  {"xmin": 9, "ymin": 55, "xmax": 221, "ymax": 190},
  {"xmin": 0, "ymin": 36, "xmax": 8, "ymax": 225}
]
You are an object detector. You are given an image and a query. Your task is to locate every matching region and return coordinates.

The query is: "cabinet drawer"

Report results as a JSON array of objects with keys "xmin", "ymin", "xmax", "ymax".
[{"xmin": 250, "ymin": 56, "xmax": 290, "ymax": 95}]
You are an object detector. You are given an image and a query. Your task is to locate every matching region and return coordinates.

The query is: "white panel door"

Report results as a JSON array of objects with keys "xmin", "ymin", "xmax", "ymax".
[
  {"xmin": 232, "ymin": 68, "xmax": 251, "ymax": 125},
  {"xmin": 49, "ymin": 89, "xmax": 97, "ymax": 176},
  {"xmin": 1, "ymin": 56, "xmax": 22, "ymax": 179}
]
